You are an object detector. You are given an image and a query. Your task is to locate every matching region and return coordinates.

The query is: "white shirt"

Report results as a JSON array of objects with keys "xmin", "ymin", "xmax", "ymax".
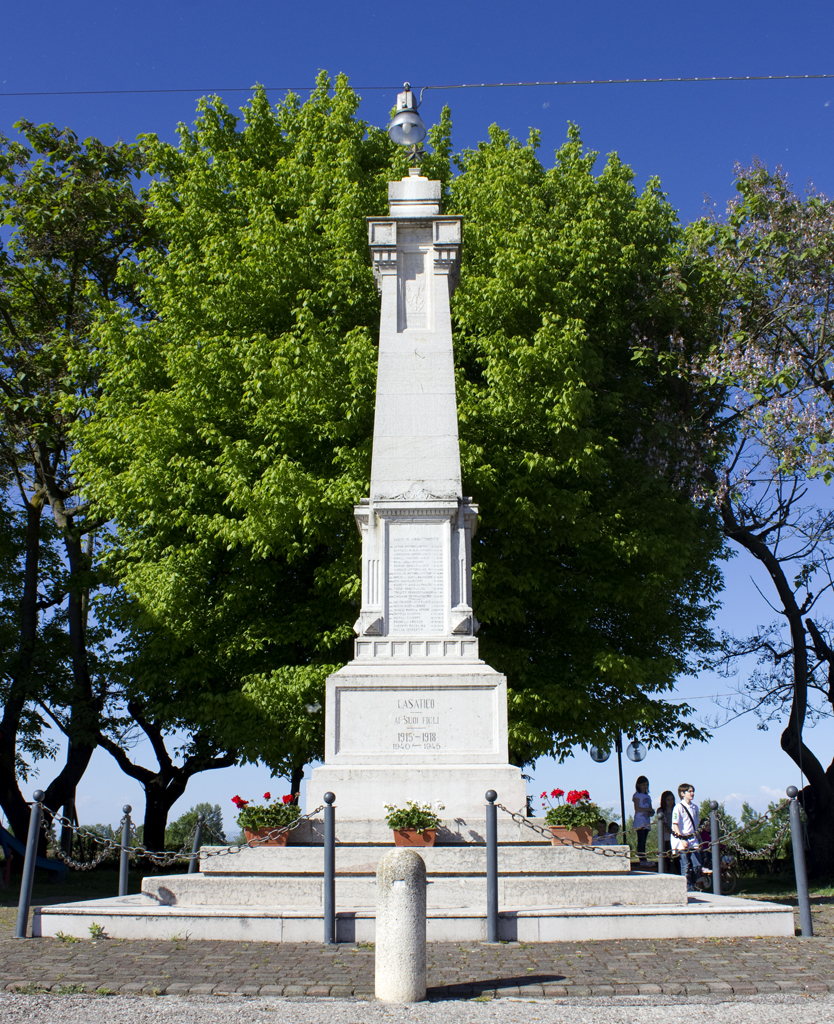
[{"xmin": 671, "ymin": 800, "xmax": 699, "ymax": 851}]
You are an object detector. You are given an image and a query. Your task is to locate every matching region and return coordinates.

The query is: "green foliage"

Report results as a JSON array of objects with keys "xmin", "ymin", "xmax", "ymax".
[
  {"xmin": 697, "ymin": 799, "xmax": 739, "ymax": 836},
  {"xmin": 72, "ymin": 76, "xmax": 724, "ymax": 773},
  {"xmin": 735, "ymin": 800, "xmax": 792, "ymax": 870},
  {"xmin": 383, "ymin": 800, "xmax": 444, "ymax": 834},
  {"xmin": 72, "ymin": 74, "xmax": 395, "ymax": 768},
  {"xmin": 449, "ymin": 124, "xmax": 725, "ymax": 761},
  {"xmin": 164, "ymin": 802, "xmax": 226, "ymax": 851}
]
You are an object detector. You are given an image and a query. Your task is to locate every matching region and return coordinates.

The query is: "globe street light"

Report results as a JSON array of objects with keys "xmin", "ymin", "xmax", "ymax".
[{"xmin": 589, "ymin": 732, "xmax": 646, "ymax": 841}]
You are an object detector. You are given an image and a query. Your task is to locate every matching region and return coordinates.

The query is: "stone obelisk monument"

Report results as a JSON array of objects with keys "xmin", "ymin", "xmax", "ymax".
[{"xmin": 311, "ymin": 169, "xmax": 527, "ymax": 819}]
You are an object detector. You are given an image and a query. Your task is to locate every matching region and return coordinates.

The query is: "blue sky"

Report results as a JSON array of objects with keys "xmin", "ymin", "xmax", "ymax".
[{"xmin": 3, "ymin": 0, "xmax": 833, "ymax": 834}]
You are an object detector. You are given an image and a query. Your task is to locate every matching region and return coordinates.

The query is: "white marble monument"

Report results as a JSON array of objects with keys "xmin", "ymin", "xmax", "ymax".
[{"xmin": 310, "ymin": 170, "xmax": 528, "ymax": 819}]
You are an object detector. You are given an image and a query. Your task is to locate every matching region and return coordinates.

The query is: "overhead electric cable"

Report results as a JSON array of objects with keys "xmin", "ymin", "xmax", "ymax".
[{"xmin": 1, "ymin": 73, "xmax": 833, "ymax": 98}]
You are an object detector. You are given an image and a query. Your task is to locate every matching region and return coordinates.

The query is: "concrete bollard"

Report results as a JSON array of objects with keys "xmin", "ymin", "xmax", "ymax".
[{"xmin": 374, "ymin": 848, "xmax": 426, "ymax": 1003}]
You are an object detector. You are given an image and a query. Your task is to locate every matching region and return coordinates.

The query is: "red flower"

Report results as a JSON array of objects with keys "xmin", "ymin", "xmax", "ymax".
[
  {"xmin": 282, "ymin": 794, "xmax": 293, "ymax": 804},
  {"xmin": 540, "ymin": 791, "xmax": 547, "ymax": 799},
  {"xmin": 263, "ymin": 792, "xmax": 271, "ymax": 801},
  {"xmin": 552, "ymin": 788, "xmax": 564, "ymax": 798},
  {"xmin": 231, "ymin": 795, "xmax": 249, "ymax": 808}
]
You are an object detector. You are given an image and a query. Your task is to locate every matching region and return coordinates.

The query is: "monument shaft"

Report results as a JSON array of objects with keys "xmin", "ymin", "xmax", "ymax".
[{"xmin": 310, "ymin": 171, "xmax": 527, "ymax": 819}]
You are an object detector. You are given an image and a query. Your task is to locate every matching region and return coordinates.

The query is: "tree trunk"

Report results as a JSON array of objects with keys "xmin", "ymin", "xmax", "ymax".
[
  {"xmin": 290, "ymin": 763, "xmax": 305, "ymax": 804},
  {"xmin": 141, "ymin": 772, "xmax": 190, "ymax": 853},
  {"xmin": 720, "ymin": 500, "xmax": 834, "ymax": 877},
  {"xmin": 0, "ymin": 494, "xmax": 44, "ymax": 840}
]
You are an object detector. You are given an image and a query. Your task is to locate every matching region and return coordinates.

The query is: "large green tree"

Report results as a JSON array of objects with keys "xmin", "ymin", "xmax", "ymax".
[
  {"xmin": 74, "ymin": 75, "xmax": 724, "ymax": 789},
  {"xmin": 0, "ymin": 121, "xmax": 149, "ymax": 839}
]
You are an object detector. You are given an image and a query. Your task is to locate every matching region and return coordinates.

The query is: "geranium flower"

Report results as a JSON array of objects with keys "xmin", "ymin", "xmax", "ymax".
[
  {"xmin": 553, "ymin": 788, "xmax": 564, "ymax": 798},
  {"xmin": 541, "ymin": 791, "xmax": 547, "ymax": 799},
  {"xmin": 282, "ymin": 794, "xmax": 294, "ymax": 804},
  {"xmin": 263, "ymin": 792, "xmax": 271, "ymax": 801}
]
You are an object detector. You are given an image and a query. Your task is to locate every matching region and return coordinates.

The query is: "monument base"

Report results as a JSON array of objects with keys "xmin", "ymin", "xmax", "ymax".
[
  {"xmin": 309, "ymin": 764, "xmax": 528, "ymax": 820},
  {"xmin": 317, "ymin": 660, "xmax": 527, "ymax": 819}
]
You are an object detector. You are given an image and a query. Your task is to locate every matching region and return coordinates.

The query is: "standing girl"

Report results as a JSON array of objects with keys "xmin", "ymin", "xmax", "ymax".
[
  {"xmin": 656, "ymin": 790, "xmax": 677, "ymax": 873},
  {"xmin": 632, "ymin": 776, "xmax": 652, "ymax": 867}
]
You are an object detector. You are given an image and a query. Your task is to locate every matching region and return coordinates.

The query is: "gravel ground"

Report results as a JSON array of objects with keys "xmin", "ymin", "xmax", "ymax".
[{"xmin": 2, "ymin": 993, "xmax": 834, "ymax": 1023}]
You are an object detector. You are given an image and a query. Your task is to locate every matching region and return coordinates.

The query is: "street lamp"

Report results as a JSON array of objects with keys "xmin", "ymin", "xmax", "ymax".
[
  {"xmin": 388, "ymin": 83, "xmax": 427, "ymax": 162},
  {"xmin": 589, "ymin": 732, "xmax": 646, "ymax": 840}
]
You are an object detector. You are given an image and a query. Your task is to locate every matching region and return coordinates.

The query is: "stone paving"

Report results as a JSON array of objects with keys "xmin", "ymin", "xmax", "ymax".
[{"xmin": 2, "ymin": 935, "xmax": 834, "ymax": 999}]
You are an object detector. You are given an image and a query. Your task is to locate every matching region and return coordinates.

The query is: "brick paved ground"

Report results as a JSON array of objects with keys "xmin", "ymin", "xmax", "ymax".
[{"xmin": 2, "ymin": 935, "xmax": 834, "ymax": 999}]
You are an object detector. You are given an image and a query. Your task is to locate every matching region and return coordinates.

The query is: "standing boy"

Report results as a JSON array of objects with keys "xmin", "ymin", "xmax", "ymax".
[{"xmin": 671, "ymin": 783, "xmax": 712, "ymax": 892}]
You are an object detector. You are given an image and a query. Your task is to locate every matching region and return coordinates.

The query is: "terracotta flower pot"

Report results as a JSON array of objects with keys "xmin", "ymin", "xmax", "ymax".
[
  {"xmin": 392, "ymin": 828, "xmax": 437, "ymax": 847},
  {"xmin": 548, "ymin": 825, "xmax": 594, "ymax": 846},
  {"xmin": 244, "ymin": 826, "xmax": 290, "ymax": 847}
]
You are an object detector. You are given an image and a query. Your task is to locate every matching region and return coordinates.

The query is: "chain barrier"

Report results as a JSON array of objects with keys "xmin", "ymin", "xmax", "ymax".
[
  {"xmin": 497, "ymin": 803, "xmax": 626, "ymax": 858},
  {"xmin": 198, "ymin": 805, "xmax": 325, "ymax": 860},
  {"xmin": 715, "ymin": 799, "xmax": 792, "ymax": 861},
  {"xmin": 42, "ymin": 806, "xmax": 203, "ymax": 869},
  {"xmin": 504, "ymin": 797, "xmax": 794, "ymax": 868},
  {"xmin": 37, "ymin": 801, "xmax": 325, "ymax": 870}
]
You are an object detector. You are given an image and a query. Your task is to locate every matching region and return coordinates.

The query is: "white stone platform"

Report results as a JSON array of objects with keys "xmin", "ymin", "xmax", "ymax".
[
  {"xmin": 33, "ymin": 891, "xmax": 794, "ymax": 942},
  {"xmin": 31, "ymin": 836, "xmax": 795, "ymax": 942},
  {"xmin": 137, "ymin": 842, "xmax": 679, "ymax": 912}
]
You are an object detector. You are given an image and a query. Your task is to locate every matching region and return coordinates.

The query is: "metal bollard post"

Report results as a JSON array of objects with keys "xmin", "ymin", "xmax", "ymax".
[
  {"xmin": 485, "ymin": 789, "xmax": 498, "ymax": 943},
  {"xmin": 787, "ymin": 785, "xmax": 813, "ymax": 937},
  {"xmin": 118, "ymin": 805, "xmax": 132, "ymax": 896},
  {"xmin": 323, "ymin": 792, "xmax": 336, "ymax": 944},
  {"xmin": 188, "ymin": 814, "xmax": 205, "ymax": 875},
  {"xmin": 709, "ymin": 801, "xmax": 721, "ymax": 896},
  {"xmin": 14, "ymin": 790, "xmax": 44, "ymax": 939}
]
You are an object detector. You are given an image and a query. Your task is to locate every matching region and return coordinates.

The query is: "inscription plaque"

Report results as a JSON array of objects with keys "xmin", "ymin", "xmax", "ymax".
[
  {"xmin": 334, "ymin": 685, "xmax": 497, "ymax": 758},
  {"xmin": 388, "ymin": 524, "xmax": 444, "ymax": 635},
  {"xmin": 398, "ymin": 250, "xmax": 428, "ymax": 330}
]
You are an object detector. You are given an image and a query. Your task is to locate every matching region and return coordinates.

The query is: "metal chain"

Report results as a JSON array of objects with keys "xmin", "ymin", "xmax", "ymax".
[
  {"xmin": 43, "ymin": 814, "xmax": 124, "ymax": 870},
  {"xmin": 715, "ymin": 798, "xmax": 790, "ymax": 844},
  {"xmin": 37, "ymin": 803, "xmax": 329, "ymax": 869},
  {"xmin": 42, "ymin": 806, "xmax": 203, "ymax": 868},
  {"xmin": 497, "ymin": 804, "xmax": 626, "ymax": 857},
  {"xmin": 198, "ymin": 805, "xmax": 325, "ymax": 860},
  {"xmin": 716, "ymin": 802, "xmax": 793, "ymax": 861}
]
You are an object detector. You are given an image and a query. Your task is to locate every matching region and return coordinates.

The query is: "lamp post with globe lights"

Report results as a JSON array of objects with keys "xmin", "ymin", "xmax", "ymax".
[{"xmin": 590, "ymin": 733, "xmax": 647, "ymax": 843}]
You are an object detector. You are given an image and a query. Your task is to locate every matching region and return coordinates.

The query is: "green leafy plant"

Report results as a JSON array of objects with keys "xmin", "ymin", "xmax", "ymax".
[
  {"xmin": 54, "ymin": 932, "xmax": 80, "ymax": 944},
  {"xmin": 88, "ymin": 922, "xmax": 106, "ymax": 940},
  {"xmin": 541, "ymin": 789, "xmax": 605, "ymax": 829},
  {"xmin": 384, "ymin": 800, "xmax": 444, "ymax": 834},
  {"xmin": 232, "ymin": 792, "xmax": 301, "ymax": 832}
]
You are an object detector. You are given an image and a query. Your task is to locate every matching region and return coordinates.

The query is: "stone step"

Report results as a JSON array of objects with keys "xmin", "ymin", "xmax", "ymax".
[
  {"xmin": 198, "ymin": 843, "xmax": 629, "ymax": 875},
  {"xmin": 33, "ymin": 892, "xmax": 795, "ymax": 943},
  {"xmin": 142, "ymin": 869, "xmax": 685, "ymax": 910}
]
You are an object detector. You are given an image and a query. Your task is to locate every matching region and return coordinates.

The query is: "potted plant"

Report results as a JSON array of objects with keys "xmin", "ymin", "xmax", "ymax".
[
  {"xmin": 232, "ymin": 791, "xmax": 301, "ymax": 846},
  {"xmin": 540, "ymin": 788, "xmax": 604, "ymax": 846},
  {"xmin": 384, "ymin": 800, "xmax": 445, "ymax": 847}
]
